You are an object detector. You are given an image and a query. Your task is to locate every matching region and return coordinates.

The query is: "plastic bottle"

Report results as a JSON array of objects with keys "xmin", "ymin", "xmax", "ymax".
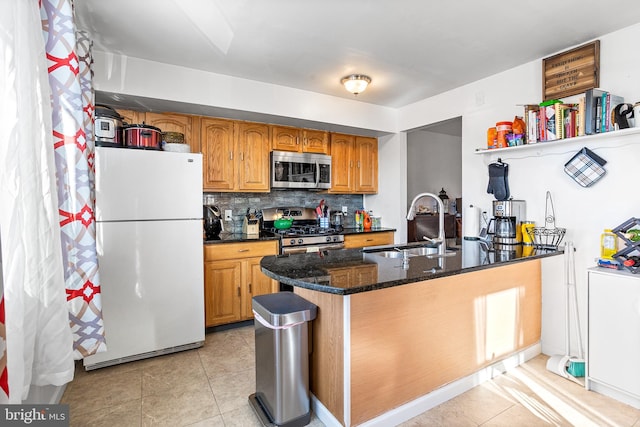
[
  {"xmin": 495, "ymin": 121, "xmax": 513, "ymax": 148},
  {"xmin": 363, "ymin": 211, "xmax": 372, "ymax": 230},
  {"xmin": 600, "ymin": 229, "xmax": 618, "ymax": 259}
]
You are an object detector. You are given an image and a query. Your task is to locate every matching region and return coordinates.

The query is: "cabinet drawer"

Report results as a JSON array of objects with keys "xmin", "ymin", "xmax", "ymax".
[
  {"xmin": 204, "ymin": 240, "xmax": 278, "ymax": 261},
  {"xmin": 344, "ymin": 231, "xmax": 394, "ymax": 249}
]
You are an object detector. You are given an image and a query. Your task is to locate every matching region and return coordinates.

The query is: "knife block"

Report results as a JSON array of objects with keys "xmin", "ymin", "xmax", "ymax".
[{"xmin": 242, "ymin": 217, "xmax": 260, "ymax": 235}]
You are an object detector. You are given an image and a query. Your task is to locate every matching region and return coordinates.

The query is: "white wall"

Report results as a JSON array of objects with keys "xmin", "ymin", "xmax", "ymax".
[
  {"xmin": 364, "ymin": 133, "xmax": 407, "ymax": 243},
  {"xmin": 92, "ymin": 52, "xmax": 399, "ymax": 134},
  {"xmin": 406, "ymin": 130, "xmax": 462, "ymax": 208}
]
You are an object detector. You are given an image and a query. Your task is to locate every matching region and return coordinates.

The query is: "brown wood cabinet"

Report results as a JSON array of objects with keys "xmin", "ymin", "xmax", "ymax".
[
  {"xmin": 354, "ymin": 136, "xmax": 378, "ymax": 193},
  {"xmin": 271, "ymin": 125, "xmax": 330, "ymax": 154},
  {"xmin": 144, "ymin": 111, "xmax": 200, "ymax": 153},
  {"xmin": 236, "ymin": 122, "xmax": 270, "ymax": 191},
  {"xmin": 201, "ymin": 118, "xmax": 236, "ymax": 191},
  {"xmin": 329, "ymin": 133, "xmax": 354, "ymax": 193},
  {"xmin": 116, "ymin": 109, "xmax": 144, "ymax": 125},
  {"xmin": 328, "ymin": 264, "xmax": 378, "ymax": 288},
  {"xmin": 330, "ymin": 133, "xmax": 378, "ymax": 194},
  {"xmin": 203, "ymin": 240, "xmax": 278, "ymax": 327},
  {"xmin": 200, "ymin": 119, "xmax": 270, "ymax": 192},
  {"xmin": 343, "ymin": 231, "xmax": 394, "ymax": 249}
]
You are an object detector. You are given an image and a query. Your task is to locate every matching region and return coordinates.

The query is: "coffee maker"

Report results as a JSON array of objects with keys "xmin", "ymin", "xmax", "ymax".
[
  {"xmin": 203, "ymin": 205, "xmax": 223, "ymax": 240},
  {"xmin": 488, "ymin": 200, "xmax": 526, "ymax": 245}
]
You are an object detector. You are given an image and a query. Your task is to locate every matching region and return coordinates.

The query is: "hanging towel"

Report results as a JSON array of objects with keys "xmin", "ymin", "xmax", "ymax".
[{"xmin": 486, "ymin": 161, "xmax": 510, "ymax": 201}]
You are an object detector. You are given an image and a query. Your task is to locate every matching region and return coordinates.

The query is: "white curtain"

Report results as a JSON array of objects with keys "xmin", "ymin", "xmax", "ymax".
[{"xmin": 0, "ymin": 0, "xmax": 74, "ymax": 403}]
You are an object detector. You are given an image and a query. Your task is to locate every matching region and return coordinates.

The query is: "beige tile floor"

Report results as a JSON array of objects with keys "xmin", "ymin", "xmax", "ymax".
[{"xmin": 62, "ymin": 324, "xmax": 640, "ymax": 426}]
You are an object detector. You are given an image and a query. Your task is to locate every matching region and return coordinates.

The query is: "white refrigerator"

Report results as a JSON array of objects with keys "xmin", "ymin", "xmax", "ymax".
[{"xmin": 84, "ymin": 147, "xmax": 204, "ymax": 370}]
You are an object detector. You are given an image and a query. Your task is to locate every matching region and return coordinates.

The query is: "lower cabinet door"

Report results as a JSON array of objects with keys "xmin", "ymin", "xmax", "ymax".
[
  {"xmin": 588, "ymin": 270, "xmax": 640, "ymax": 398},
  {"xmin": 243, "ymin": 257, "xmax": 277, "ymax": 319},
  {"xmin": 204, "ymin": 260, "xmax": 242, "ymax": 327}
]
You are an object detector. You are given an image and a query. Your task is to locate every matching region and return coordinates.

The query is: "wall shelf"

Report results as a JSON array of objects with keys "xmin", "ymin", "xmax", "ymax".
[{"xmin": 474, "ymin": 126, "xmax": 640, "ymax": 155}]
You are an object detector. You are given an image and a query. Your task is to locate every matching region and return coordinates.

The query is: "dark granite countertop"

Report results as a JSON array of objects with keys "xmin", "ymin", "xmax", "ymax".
[
  {"xmin": 204, "ymin": 227, "xmax": 395, "ymax": 245},
  {"xmin": 260, "ymin": 240, "xmax": 562, "ymax": 295},
  {"xmin": 203, "ymin": 231, "xmax": 280, "ymax": 245}
]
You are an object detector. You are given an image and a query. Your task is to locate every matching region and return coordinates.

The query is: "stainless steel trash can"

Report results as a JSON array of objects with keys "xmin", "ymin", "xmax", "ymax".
[{"xmin": 249, "ymin": 292, "xmax": 318, "ymax": 427}]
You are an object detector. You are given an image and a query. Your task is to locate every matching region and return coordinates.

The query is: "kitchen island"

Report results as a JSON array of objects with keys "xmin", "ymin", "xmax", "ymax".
[{"xmin": 260, "ymin": 241, "xmax": 562, "ymax": 426}]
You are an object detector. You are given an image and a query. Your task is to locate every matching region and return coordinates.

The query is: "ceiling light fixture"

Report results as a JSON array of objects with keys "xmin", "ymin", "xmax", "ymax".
[{"xmin": 341, "ymin": 74, "xmax": 371, "ymax": 95}]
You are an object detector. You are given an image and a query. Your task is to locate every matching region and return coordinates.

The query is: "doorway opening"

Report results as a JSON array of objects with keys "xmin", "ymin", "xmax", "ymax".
[{"xmin": 406, "ymin": 116, "xmax": 462, "ymax": 242}]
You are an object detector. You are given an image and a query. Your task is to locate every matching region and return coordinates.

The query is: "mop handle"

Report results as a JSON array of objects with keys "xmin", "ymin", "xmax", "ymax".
[{"xmin": 568, "ymin": 241, "xmax": 585, "ymax": 359}]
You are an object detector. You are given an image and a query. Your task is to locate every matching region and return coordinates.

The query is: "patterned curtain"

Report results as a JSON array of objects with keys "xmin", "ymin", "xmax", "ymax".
[
  {"xmin": 41, "ymin": 0, "xmax": 105, "ymax": 358},
  {"xmin": 1, "ymin": 0, "xmax": 74, "ymax": 403}
]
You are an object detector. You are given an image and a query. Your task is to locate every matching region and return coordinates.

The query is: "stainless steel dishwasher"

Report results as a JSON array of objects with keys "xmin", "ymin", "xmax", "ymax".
[{"xmin": 249, "ymin": 292, "xmax": 318, "ymax": 427}]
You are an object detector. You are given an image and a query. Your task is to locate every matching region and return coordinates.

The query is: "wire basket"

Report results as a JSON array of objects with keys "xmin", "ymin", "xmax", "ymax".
[{"xmin": 527, "ymin": 191, "xmax": 566, "ymax": 249}]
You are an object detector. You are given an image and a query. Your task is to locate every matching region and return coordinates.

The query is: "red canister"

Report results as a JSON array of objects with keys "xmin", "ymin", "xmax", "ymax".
[
  {"xmin": 495, "ymin": 121, "xmax": 512, "ymax": 148},
  {"xmin": 124, "ymin": 123, "xmax": 162, "ymax": 149}
]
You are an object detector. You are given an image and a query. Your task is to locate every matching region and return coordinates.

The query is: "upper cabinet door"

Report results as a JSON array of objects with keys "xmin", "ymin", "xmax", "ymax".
[
  {"xmin": 303, "ymin": 129, "xmax": 330, "ymax": 154},
  {"xmin": 144, "ymin": 112, "xmax": 199, "ymax": 153},
  {"xmin": 329, "ymin": 133, "xmax": 354, "ymax": 193},
  {"xmin": 237, "ymin": 122, "xmax": 270, "ymax": 191},
  {"xmin": 355, "ymin": 136, "xmax": 378, "ymax": 194},
  {"xmin": 201, "ymin": 118, "xmax": 236, "ymax": 191},
  {"xmin": 271, "ymin": 125, "xmax": 301, "ymax": 152},
  {"xmin": 116, "ymin": 109, "xmax": 144, "ymax": 126}
]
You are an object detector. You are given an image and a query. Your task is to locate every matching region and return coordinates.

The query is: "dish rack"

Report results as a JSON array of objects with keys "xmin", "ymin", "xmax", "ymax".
[{"xmin": 527, "ymin": 191, "xmax": 566, "ymax": 249}]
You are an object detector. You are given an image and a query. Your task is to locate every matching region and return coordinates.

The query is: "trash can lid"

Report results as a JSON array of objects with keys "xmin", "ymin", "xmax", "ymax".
[{"xmin": 252, "ymin": 292, "xmax": 318, "ymax": 327}]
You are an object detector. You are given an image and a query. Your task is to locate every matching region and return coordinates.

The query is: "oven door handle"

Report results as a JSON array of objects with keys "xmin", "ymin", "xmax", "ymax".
[{"xmin": 315, "ymin": 161, "xmax": 320, "ymax": 187}]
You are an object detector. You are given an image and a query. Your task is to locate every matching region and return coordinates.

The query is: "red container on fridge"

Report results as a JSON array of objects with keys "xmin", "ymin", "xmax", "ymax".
[{"xmin": 124, "ymin": 123, "xmax": 162, "ymax": 149}]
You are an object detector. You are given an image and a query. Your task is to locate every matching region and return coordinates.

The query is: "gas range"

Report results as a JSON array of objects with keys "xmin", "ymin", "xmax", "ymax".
[{"xmin": 261, "ymin": 207, "xmax": 345, "ymax": 253}]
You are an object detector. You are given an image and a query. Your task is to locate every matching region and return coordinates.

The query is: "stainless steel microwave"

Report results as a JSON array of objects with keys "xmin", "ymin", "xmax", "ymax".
[{"xmin": 271, "ymin": 151, "xmax": 332, "ymax": 189}]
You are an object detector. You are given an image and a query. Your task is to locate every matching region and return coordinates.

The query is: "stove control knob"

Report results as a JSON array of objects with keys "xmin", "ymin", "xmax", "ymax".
[
  {"xmin": 333, "ymin": 236, "xmax": 340, "ymax": 242},
  {"xmin": 326, "ymin": 236, "xmax": 331, "ymax": 242},
  {"xmin": 289, "ymin": 239, "xmax": 296, "ymax": 245},
  {"xmin": 298, "ymin": 239, "xmax": 304, "ymax": 244}
]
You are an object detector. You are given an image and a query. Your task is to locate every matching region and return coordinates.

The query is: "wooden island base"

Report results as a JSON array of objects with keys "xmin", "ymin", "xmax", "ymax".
[{"xmin": 295, "ymin": 260, "xmax": 542, "ymax": 426}]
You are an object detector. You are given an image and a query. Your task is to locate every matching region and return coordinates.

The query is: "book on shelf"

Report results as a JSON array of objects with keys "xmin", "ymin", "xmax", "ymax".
[
  {"xmin": 518, "ymin": 89, "xmax": 622, "ymax": 145},
  {"xmin": 584, "ymin": 88, "xmax": 624, "ymax": 134},
  {"xmin": 577, "ymin": 96, "xmax": 586, "ymax": 136},
  {"xmin": 523, "ymin": 104, "xmax": 539, "ymax": 144}
]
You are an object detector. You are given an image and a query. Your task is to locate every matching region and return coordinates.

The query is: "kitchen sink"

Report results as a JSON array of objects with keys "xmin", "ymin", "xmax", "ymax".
[
  {"xmin": 376, "ymin": 251, "xmax": 409, "ymax": 258},
  {"xmin": 406, "ymin": 247, "xmax": 438, "ymax": 256},
  {"xmin": 370, "ymin": 245, "xmax": 459, "ymax": 259}
]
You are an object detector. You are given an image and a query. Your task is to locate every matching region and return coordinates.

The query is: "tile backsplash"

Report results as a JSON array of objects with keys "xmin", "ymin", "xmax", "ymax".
[{"xmin": 204, "ymin": 191, "xmax": 364, "ymax": 233}]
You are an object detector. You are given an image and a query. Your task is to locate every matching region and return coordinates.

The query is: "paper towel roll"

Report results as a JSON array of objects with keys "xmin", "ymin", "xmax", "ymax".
[{"xmin": 463, "ymin": 205, "xmax": 481, "ymax": 239}]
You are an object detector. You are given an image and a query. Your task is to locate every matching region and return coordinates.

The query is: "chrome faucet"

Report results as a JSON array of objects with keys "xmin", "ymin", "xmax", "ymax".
[{"xmin": 406, "ymin": 192, "xmax": 445, "ymax": 256}]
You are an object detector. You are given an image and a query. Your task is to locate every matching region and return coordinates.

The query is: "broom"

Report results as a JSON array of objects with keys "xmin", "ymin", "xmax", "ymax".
[{"xmin": 546, "ymin": 241, "xmax": 585, "ymax": 379}]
